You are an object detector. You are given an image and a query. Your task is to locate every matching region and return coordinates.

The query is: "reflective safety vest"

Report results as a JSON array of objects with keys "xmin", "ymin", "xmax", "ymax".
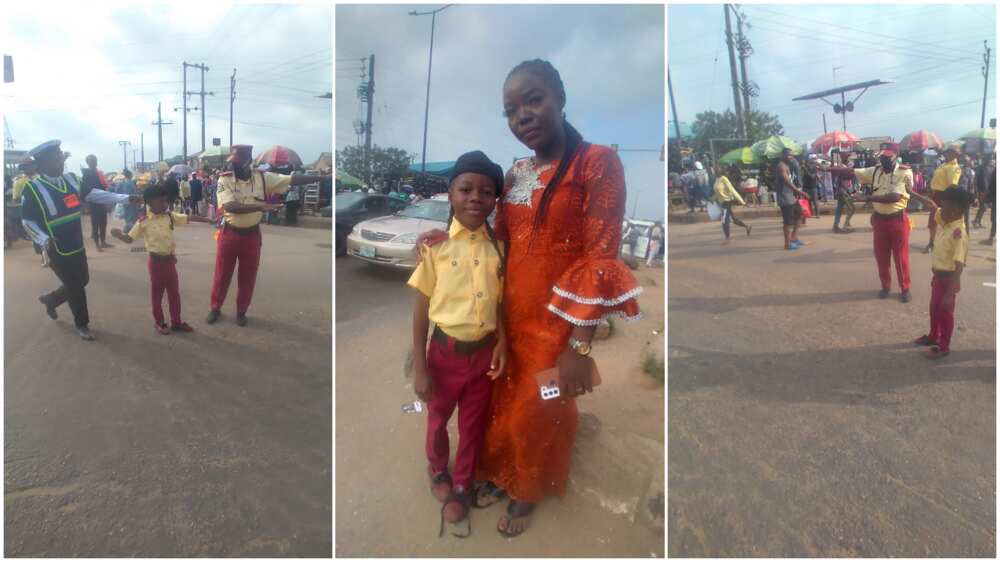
[{"xmin": 24, "ymin": 173, "xmax": 85, "ymax": 256}]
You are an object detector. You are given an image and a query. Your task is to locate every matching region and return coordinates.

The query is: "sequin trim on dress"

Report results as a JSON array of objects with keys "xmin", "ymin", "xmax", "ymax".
[
  {"xmin": 551, "ymin": 285, "xmax": 644, "ymax": 306},
  {"xmin": 504, "ymin": 159, "xmax": 553, "ymax": 207},
  {"xmin": 545, "ymin": 304, "xmax": 644, "ymax": 326}
]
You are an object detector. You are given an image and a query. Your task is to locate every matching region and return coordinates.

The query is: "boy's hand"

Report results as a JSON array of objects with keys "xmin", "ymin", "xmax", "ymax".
[
  {"xmin": 413, "ymin": 367, "xmax": 434, "ymax": 403},
  {"xmin": 486, "ymin": 338, "xmax": 508, "ymax": 380},
  {"xmin": 110, "ymin": 228, "xmax": 123, "ymax": 238},
  {"xmin": 263, "ymin": 203, "xmax": 283, "ymax": 212}
]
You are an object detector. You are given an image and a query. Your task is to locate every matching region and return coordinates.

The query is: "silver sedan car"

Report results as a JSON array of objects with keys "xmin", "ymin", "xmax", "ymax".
[{"xmin": 346, "ymin": 198, "xmax": 451, "ymax": 269}]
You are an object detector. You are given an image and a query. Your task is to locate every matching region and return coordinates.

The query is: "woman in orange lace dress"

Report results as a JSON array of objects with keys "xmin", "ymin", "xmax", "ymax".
[{"xmin": 471, "ymin": 60, "xmax": 643, "ymax": 537}]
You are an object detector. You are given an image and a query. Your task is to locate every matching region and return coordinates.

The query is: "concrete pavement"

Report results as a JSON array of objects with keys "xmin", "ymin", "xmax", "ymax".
[
  {"xmin": 4, "ymin": 218, "xmax": 332, "ymax": 556},
  {"xmin": 668, "ymin": 212, "xmax": 996, "ymax": 556}
]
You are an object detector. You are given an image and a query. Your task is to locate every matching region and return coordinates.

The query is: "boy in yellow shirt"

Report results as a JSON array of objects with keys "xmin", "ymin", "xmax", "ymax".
[
  {"xmin": 407, "ymin": 151, "xmax": 508, "ymax": 536},
  {"xmin": 111, "ymin": 181, "xmax": 211, "ymax": 334},
  {"xmin": 908, "ymin": 186, "xmax": 973, "ymax": 359}
]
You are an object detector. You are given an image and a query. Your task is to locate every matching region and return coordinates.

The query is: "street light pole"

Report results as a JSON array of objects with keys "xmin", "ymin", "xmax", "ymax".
[{"xmin": 410, "ymin": 4, "xmax": 453, "ymax": 173}]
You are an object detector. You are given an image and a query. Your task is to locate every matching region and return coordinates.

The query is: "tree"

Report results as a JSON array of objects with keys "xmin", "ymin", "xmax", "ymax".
[
  {"xmin": 690, "ymin": 109, "xmax": 785, "ymax": 158},
  {"xmin": 335, "ymin": 145, "xmax": 411, "ymax": 189}
]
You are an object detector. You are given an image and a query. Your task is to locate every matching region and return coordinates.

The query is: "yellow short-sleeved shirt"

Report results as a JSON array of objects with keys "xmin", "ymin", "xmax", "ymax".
[
  {"xmin": 854, "ymin": 165, "xmax": 912, "ymax": 214},
  {"xmin": 407, "ymin": 219, "xmax": 505, "ymax": 342},
  {"xmin": 127, "ymin": 212, "xmax": 189, "ymax": 255},
  {"xmin": 931, "ymin": 209, "xmax": 969, "ymax": 272},
  {"xmin": 179, "ymin": 180, "xmax": 191, "ymax": 199},
  {"xmin": 713, "ymin": 176, "xmax": 745, "ymax": 205},
  {"xmin": 216, "ymin": 171, "xmax": 293, "ymax": 228},
  {"xmin": 931, "ymin": 160, "xmax": 962, "ymax": 192}
]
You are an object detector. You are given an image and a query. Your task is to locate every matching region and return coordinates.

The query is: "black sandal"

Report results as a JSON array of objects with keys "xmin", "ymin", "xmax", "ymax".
[
  {"xmin": 473, "ymin": 481, "xmax": 507, "ymax": 508},
  {"xmin": 439, "ymin": 489, "xmax": 472, "ymax": 539},
  {"xmin": 497, "ymin": 500, "xmax": 536, "ymax": 538}
]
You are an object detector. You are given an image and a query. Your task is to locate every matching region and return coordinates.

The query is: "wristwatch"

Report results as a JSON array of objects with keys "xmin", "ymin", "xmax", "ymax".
[{"xmin": 568, "ymin": 338, "xmax": 592, "ymax": 356}]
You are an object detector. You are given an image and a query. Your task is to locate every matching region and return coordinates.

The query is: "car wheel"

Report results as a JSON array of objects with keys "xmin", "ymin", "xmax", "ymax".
[{"xmin": 336, "ymin": 231, "xmax": 347, "ymax": 256}]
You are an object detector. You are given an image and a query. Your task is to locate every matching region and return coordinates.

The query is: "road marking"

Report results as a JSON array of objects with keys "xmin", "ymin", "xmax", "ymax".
[{"xmin": 984, "ymin": 283, "xmax": 996, "ymax": 287}]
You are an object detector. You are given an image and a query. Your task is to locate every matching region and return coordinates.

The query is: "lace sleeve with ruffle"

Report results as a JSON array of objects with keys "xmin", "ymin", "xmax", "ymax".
[{"xmin": 547, "ymin": 146, "xmax": 642, "ymax": 326}]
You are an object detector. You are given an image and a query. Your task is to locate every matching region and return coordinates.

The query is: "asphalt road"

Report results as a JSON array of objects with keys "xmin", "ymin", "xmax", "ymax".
[
  {"xmin": 4, "ymin": 218, "xmax": 332, "ymax": 556},
  {"xmin": 668, "ymin": 212, "xmax": 996, "ymax": 557},
  {"xmin": 335, "ymin": 254, "xmax": 665, "ymax": 557}
]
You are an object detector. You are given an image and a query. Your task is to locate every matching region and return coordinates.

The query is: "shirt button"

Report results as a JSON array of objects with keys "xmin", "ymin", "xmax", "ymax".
[
  {"xmin": 480, "ymin": 322, "xmax": 485, "ymax": 327},
  {"xmin": 471, "ymin": 235, "xmax": 476, "ymax": 240},
  {"xmin": 451, "ymin": 260, "xmax": 457, "ymax": 266},
  {"xmin": 474, "ymin": 259, "xmax": 479, "ymax": 266},
  {"xmin": 476, "ymin": 292, "xmax": 483, "ymax": 298}
]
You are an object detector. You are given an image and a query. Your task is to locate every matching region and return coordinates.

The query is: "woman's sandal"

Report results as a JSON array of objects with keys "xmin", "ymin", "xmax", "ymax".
[
  {"xmin": 473, "ymin": 481, "xmax": 507, "ymax": 508},
  {"xmin": 439, "ymin": 488, "xmax": 472, "ymax": 539},
  {"xmin": 429, "ymin": 469, "xmax": 452, "ymax": 503},
  {"xmin": 913, "ymin": 335, "xmax": 936, "ymax": 347},
  {"xmin": 497, "ymin": 500, "xmax": 536, "ymax": 538}
]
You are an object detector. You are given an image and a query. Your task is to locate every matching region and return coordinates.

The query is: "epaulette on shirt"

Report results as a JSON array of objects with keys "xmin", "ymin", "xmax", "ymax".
[
  {"xmin": 218, "ymin": 171, "xmax": 234, "ymax": 177},
  {"xmin": 898, "ymin": 164, "xmax": 911, "ymax": 170},
  {"xmin": 953, "ymin": 228, "xmax": 963, "ymax": 239}
]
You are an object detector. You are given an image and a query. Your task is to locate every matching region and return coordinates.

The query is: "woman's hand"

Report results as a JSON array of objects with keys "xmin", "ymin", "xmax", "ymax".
[
  {"xmin": 556, "ymin": 347, "xmax": 593, "ymax": 398},
  {"xmin": 412, "ymin": 228, "xmax": 449, "ymax": 263}
]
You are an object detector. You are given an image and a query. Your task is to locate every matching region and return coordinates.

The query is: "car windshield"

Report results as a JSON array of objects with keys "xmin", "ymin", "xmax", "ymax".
[
  {"xmin": 398, "ymin": 200, "xmax": 450, "ymax": 222},
  {"xmin": 335, "ymin": 193, "xmax": 366, "ymax": 211}
]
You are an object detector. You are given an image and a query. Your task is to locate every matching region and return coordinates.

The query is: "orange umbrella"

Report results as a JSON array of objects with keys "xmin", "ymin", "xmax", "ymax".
[
  {"xmin": 811, "ymin": 130, "xmax": 859, "ymax": 154},
  {"xmin": 899, "ymin": 130, "xmax": 944, "ymax": 152}
]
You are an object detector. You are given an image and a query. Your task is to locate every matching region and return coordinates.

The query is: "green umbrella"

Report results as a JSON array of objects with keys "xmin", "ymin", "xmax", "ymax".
[
  {"xmin": 959, "ymin": 128, "xmax": 996, "ymax": 140},
  {"xmin": 336, "ymin": 169, "xmax": 364, "ymax": 187},
  {"xmin": 718, "ymin": 147, "xmax": 761, "ymax": 166},
  {"xmin": 751, "ymin": 136, "xmax": 803, "ymax": 159}
]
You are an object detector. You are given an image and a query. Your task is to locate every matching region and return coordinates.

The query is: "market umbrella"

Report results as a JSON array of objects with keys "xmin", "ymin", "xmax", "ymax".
[
  {"xmin": 898, "ymin": 130, "xmax": 944, "ymax": 152},
  {"xmin": 751, "ymin": 135, "xmax": 802, "ymax": 159},
  {"xmin": 718, "ymin": 147, "xmax": 761, "ymax": 166},
  {"xmin": 336, "ymin": 169, "xmax": 364, "ymax": 187},
  {"xmin": 811, "ymin": 130, "xmax": 859, "ymax": 154},
  {"xmin": 960, "ymin": 128, "xmax": 997, "ymax": 141},
  {"xmin": 168, "ymin": 164, "xmax": 194, "ymax": 176},
  {"xmin": 255, "ymin": 145, "xmax": 303, "ymax": 169}
]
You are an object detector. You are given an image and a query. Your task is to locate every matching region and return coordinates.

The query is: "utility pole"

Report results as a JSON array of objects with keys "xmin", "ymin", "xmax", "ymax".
[
  {"xmin": 724, "ymin": 4, "xmax": 745, "ymax": 138},
  {"xmin": 140, "ymin": 133, "xmax": 144, "ymax": 169},
  {"xmin": 152, "ymin": 102, "xmax": 173, "ymax": 162},
  {"xmin": 363, "ymin": 54, "xmax": 375, "ymax": 187},
  {"xmin": 981, "ymin": 40, "xmax": 991, "ymax": 128},
  {"xmin": 185, "ymin": 62, "xmax": 213, "ymax": 154},
  {"xmin": 118, "ymin": 140, "xmax": 130, "ymax": 170},
  {"xmin": 410, "ymin": 4, "xmax": 453, "ymax": 172},
  {"xmin": 182, "ymin": 62, "xmax": 188, "ymax": 163},
  {"xmin": 822, "ymin": 113, "xmax": 828, "ymax": 134},
  {"xmin": 734, "ymin": 7, "xmax": 754, "ymax": 138},
  {"xmin": 229, "ymin": 68, "xmax": 236, "ymax": 148},
  {"xmin": 668, "ymin": 66, "xmax": 682, "ymax": 141}
]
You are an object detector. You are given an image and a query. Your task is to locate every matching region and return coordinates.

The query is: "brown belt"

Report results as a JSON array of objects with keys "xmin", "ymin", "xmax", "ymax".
[
  {"xmin": 432, "ymin": 325, "xmax": 495, "ymax": 355},
  {"xmin": 223, "ymin": 223, "xmax": 261, "ymax": 235}
]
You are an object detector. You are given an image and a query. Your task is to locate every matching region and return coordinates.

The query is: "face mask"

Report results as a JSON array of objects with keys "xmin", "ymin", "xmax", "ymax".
[{"xmin": 880, "ymin": 157, "xmax": 893, "ymax": 170}]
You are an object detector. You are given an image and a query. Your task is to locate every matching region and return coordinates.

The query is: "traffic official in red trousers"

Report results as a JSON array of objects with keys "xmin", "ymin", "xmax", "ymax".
[
  {"xmin": 824, "ymin": 147, "xmax": 915, "ymax": 302},
  {"xmin": 206, "ymin": 145, "xmax": 330, "ymax": 326}
]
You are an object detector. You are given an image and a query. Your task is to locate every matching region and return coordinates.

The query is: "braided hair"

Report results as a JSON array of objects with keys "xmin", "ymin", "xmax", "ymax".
[{"xmin": 505, "ymin": 59, "xmax": 589, "ymax": 239}]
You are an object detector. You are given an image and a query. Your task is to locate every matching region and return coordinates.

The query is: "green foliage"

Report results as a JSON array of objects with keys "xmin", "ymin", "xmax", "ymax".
[
  {"xmin": 642, "ymin": 351, "xmax": 664, "ymax": 384},
  {"xmin": 335, "ymin": 145, "xmax": 411, "ymax": 188},
  {"xmin": 690, "ymin": 109, "xmax": 785, "ymax": 158}
]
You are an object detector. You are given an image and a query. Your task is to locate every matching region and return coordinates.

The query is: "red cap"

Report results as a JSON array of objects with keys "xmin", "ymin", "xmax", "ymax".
[{"xmin": 227, "ymin": 145, "xmax": 253, "ymax": 163}]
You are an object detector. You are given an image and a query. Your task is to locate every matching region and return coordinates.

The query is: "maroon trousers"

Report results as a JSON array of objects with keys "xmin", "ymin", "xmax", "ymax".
[
  {"xmin": 149, "ymin": 255, "xmax": 181, "ymax": 326},
  {"xmin": 210, "ymin": 227, "xmax": 262, "ymax": 314},
  {"xmin": 872, "ymin": 212, "xmax": 911, "ymax": 292},
  {"xmin": 425, "ymin": 334, "xmax": 495, "ymax": 490},
  {"xmin": 928, "ymin": 273, "xmax": 959, "ymax": 352}
]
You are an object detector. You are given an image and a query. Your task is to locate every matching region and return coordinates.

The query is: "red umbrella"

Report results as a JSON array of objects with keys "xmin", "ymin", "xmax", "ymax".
[
  {"xmin": 255, "ymin": 145, "xmax": 303, "ymax": 168},
  {"xmin": 898, "ymin": 130, "xmax": 944, "ymax": 153},
  {"xmin": 811, "ymin": 130, "xmax": 859, "ymax": 154}
]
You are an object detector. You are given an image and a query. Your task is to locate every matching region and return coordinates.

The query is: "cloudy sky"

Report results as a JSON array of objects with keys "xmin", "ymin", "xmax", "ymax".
[
  {"xmin": 2, "ymin": 3, "xmax": 331, "ymax": 174},
  {"xmin": 336, "ymin": 4, "xmax": 665, "ymax": 221},
  {"xmin": 668, "ymin": 3, "xmax": 997, "ymax": 149}
]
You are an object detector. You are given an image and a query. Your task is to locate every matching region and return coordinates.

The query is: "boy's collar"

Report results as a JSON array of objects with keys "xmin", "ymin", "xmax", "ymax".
[{"xmin": 448, "ymin": 217, "xmax": 486, "ymax": 238}]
